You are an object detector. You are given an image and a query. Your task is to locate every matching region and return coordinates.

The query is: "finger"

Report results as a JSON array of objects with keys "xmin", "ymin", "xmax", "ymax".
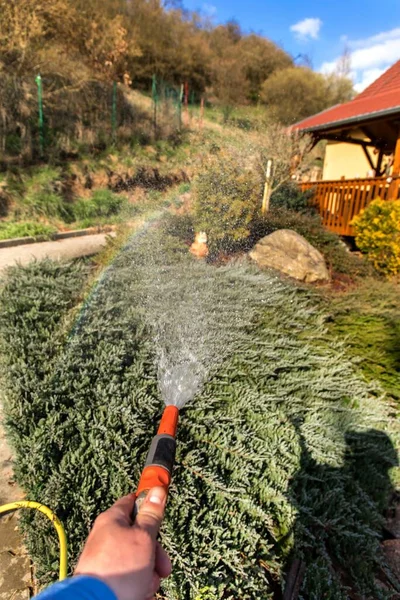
[
  {"xmin": 134, "ymin": 487, "xmax": 166, "ymax": 541},
  {"xmin": 106, "ymin": 493, "xmax": 136, "ymax": 525},
  {"xmin": 155, "ymin": 541, "xmax": 172, "ymax": 578},
  {"xmin": 148, "ymin": 572, "xmax": 161, "ymax": 598}
]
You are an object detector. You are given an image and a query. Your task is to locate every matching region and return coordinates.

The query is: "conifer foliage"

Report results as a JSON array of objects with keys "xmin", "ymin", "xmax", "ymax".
[{"xmin": 0, "ymin": 227, "xmax": 399, "ymax": 599}]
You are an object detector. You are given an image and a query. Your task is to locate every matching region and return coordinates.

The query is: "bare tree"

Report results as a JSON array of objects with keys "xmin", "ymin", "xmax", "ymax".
[
  {"xmin": 336, "ymin": 45, "xmax": 352, "ymax": 79},
  {"xmin": 258, "ymin": 122, "xmax": 314, "ymax": 211}
]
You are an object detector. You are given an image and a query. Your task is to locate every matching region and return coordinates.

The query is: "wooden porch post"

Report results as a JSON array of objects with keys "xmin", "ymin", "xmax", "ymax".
[
  {"xmin": 388, "ymin": 131, "xmax": 400, "ymax": 199},
  {"xmin": 376, "ymin": 149, "xmax": 384, "ymax": 177},
  {"xmin": 393, "ymin": 131, "xmax": 400, "ymax": 175}
]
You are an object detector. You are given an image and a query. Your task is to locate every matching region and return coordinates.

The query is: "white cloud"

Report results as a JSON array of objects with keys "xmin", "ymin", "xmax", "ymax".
[
  {"xmin": 202, "ymin": 3, "xmax": 216, "ymax": 16},
  {"xmin": 320, "ymin": 59, "xmax": 339, "ymax": 74},
  {"xmin": 290, "ymin": 18, "xmax": 322, "ymax": 41},
  {"xmin": 350, "ymin": 27, "xmax": 400, "ymax": 50},
  {"xmin": 319, "ymin": 26, "xmax": 400, "ymax": 92},
  {"xmin": 353, "ymin": 68, "xmax": 386, "ymax": 93},
  {"xmin": 350, "ymin": 39, "xmax": 400, "ymax": 70}
]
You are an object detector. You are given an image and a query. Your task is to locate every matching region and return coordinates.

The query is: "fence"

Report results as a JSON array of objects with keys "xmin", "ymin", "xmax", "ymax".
[
  {"xmin": 152, "ymin": 77, "xmax": 204, "ymax": 133},
  {"xmin": 152, "ymin": 76, "xmax": 183, "ymax": 134},
  {"xmin": 0, "ymin": 75, "xmax": 197, "ymax": 167},
  {"xmin": 301, "ymin": 176, "xmax": 400, "ymax": 236}
]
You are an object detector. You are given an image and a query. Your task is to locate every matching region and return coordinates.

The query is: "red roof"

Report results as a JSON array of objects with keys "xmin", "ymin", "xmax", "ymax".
[{"xmin": 294, "ymin": 60, "xmax": 400, "ymax": 132}]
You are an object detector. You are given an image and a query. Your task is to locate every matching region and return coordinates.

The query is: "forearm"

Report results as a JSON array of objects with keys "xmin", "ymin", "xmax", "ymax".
[{"xmin": 34, "ymin": 575, "xmax": 117, "ymax": 600}]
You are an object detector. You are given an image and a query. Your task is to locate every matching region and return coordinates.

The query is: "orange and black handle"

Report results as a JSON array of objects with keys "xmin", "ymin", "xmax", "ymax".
[{"xmin": 132, "ymin": 405, "xmax": 179, "ymax": 520}]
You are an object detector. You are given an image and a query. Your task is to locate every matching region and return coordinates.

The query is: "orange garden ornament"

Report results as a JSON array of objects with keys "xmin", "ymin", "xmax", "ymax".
[{"xmin": 190, "ymin": 231, "xmax": 209, "ymax": 259}]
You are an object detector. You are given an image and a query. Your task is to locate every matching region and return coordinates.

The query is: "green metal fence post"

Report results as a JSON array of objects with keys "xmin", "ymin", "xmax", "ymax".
[
  {"xmin": 35, "ymin": 74, "xmax": 44, "ymax": 156},
  {"xmin": 178, "ymin": 83, "xmax": 184, "ymax": 130},
  {"xmin": 112, "ymin": 81, "xmax": 117, "ymax": 143},
  {"xmin": 152, "ymin": 74, "xmax": 158, "ymax": 135}
]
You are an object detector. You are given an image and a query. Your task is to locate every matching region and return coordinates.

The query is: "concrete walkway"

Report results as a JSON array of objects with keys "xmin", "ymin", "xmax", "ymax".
[{"xmin": 0, "ymin": 232, "xmax": 114, "ymax": 274}]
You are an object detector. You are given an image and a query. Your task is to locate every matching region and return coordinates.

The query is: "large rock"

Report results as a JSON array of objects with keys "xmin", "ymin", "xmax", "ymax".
[
  {"xmin": 382, "ymin": 540, "xmax": 400, "ymax": 581},
  {"xmin": 249, "ymin": 229, "xmax": 329, "ymax": 283}
]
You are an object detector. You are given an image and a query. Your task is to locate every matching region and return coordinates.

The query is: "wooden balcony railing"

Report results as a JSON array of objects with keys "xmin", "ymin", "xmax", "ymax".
[{"xmin": 301, "ymin": 176, "xmax": 400, "ymax": 236}]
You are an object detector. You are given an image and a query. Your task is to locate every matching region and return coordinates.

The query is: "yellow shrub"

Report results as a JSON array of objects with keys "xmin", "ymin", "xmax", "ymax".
[{"xmin": 352, "ymin": 198, "xmax": 400, "ymax": 276}]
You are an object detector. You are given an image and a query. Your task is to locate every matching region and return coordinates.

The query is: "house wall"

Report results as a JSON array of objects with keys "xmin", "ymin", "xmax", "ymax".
[{"xmin": 322, "ymin": 141, "xmax": 377, "ymax": 180}]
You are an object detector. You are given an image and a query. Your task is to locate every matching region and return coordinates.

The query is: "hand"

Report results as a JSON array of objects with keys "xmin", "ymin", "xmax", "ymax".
[{"xmin": 75, "ymin": 487, "xmax": 172, "ymax": 600}]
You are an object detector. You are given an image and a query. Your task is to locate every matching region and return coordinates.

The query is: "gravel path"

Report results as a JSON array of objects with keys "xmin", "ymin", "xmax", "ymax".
[{"xmin": 0, "ymin": 232, "xmax": 115, "ymax": 274}]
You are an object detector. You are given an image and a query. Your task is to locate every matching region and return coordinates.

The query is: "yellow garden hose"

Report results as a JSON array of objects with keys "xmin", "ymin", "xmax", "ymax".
[{"xmin": 0, "ymin": 500, "xmax": 67, "ymax": 580}]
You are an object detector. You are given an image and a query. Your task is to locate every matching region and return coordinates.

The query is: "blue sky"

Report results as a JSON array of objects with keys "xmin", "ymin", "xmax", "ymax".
[{"xmin": 183, "ymin": 0, "xmax": 400, "ymax": 91}]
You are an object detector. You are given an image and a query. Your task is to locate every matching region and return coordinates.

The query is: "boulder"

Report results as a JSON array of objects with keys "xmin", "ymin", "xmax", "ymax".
[
  {"xmin": 249, "ymin": 229, "xmax": 329, "ymax": 283},
  {"xmin": 383, "ymin": 540, "xmax": 400, "ymax": 581}
]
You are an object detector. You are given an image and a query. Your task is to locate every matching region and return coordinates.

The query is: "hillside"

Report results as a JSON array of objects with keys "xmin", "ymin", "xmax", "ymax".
[{"xmin": 0, "ymin": 0, "xmax": 354, "ymax": 166}]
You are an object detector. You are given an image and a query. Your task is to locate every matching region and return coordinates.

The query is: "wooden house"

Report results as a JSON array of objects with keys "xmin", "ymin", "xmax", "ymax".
[{"xmin": 294, "ymin": 60, "xmax": 400, "ymax": 236}]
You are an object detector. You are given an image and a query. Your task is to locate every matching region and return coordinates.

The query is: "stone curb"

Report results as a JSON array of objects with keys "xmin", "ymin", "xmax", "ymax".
[{"xmin": 0, "ymin": 226, "xmax": 116, "ymax": 249}]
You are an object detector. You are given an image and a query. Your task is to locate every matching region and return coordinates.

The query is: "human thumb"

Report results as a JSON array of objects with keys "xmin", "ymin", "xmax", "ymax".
[{"xmin": 134, "ymin": 487, "xmax": 167, "ymax": 540}]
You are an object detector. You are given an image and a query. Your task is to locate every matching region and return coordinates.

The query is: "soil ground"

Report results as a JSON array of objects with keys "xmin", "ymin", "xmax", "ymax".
[{"xmin": 0, "ymin": 402, "xmax": 31, "ymax": 600}]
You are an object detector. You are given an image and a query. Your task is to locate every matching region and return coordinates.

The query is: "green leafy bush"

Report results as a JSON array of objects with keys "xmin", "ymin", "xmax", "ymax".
[
  {"xmin": 8, "ymin": 168, "xmax": 128, "ymax": 227},
  {"xmin": 0, "ymin": 228, "xmax": 399, "ymax": 599},
  {"xmin": 352, "ymin": 198, "xmax": 400, "ymax": 276},
  {"xmin": 5, "ymin": 132, "xmax": 23, "ymax": 156},
  {"xmin": 178, "ymin": 182, "xmax": 191, "ymax": 194},
  {"xmin": 0, "ymin": 178, "xmax": 11, "ymax": 217},
  {"xmin": 23, "ymin": 191, "xmax": 69, "ymax": 220},
  {"xmin": 13, "ymin": 167, "xmax": 72, "ymax": 221},
  {"xmin": 252, "ymin": 207, "xmax": 373, "ymax": 277},
  {"xmin": 162, "ymin": 212, "xmax": 195, "ymax": 245},
  {"xmin": 270, "ymin": 181, "xmax": 315, "ymax": 212},
  {"xmin": 0, "ymin": 221, "xmax": 57, "ymax": 240},
  {"xmin": 72, "ymin": 189, "xmax": 126, "ymax": 222},
  {"xmin": 327, "ymin": 278, "xmax": 400, "ymax": 402},
  {"xmin": 193, "ymin": 153, "xmax": 263, "ymax": 254}
]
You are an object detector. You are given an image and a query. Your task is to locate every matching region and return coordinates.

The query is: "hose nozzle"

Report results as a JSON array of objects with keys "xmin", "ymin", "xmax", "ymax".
[
  {"xmin": 157, "ymin": 405, "xmax": 179, "ymax": 437},
  {"xmin": 134, "ymin": 406, "xmax": 179, "ymax": 515}
]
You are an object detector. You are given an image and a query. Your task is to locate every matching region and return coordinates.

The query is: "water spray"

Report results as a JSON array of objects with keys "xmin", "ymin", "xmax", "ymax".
[
  {"xmin": 0, "ymin": 222, "xmax": 280, "ymax": 586},
  {"xmin": 133, "ymin": 360, "xmax": 198, "ymax": 515},
  {"xmin": 130, "ymin": 231, "xmax": 269, "ymax": 517}
]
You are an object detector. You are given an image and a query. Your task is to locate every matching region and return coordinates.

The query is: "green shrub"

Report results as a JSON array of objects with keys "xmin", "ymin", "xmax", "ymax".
[
  {"xmin": 0, "ymin": 228, "xmax": 399, "ymax": 599},
  {"xmin": 0, "ymin": 178, "xmax": 11, "ymax": 217},
  {"xmin": 352, "ymin": 198, "xmax": 400, "ymax": 276},
  {"xmin": 178, "ymin": 182, "xmax": 191, "ymax": 194},
  {"xmin": 162, "ymin": 212, "xmax": 195, "ymax": 244},
  {"xmin": 14, "ymin": 167, "xmax": 72, "ymax": 221},
  {"xmin": 253, "ymin": 208, "xmax": 373, "ymax": 277},
  {"xmin": 193, "ymin": 153, "xmax": 263, "ymax": 254},
  {"xmin": 195, "ymin": 588, "xmax": 219, "ymax": 600},
  {"xmin": 21, "ymin": 191, "xmax": 70, "ymax": 220},
  {"xmin": 5, "ymin": 132, "xmax": 23, "ymax": 156},
  {"xmin": 8, "ymin": 170, "xmax": 127, "ymax": 226},
  {"xmin": 72, "ymin": 189, "xmax": 126, "ymax": 222},
  {"xmin": 327, "ymin": 278, "xmax": 400, "ymax": 402},
  {"xmin": 0, "ymin": 221, "xmax": 57, "ymax": 240},
  {"xmin": 270, "ymin": 181, "xmax": 315, "ymax": 213}
]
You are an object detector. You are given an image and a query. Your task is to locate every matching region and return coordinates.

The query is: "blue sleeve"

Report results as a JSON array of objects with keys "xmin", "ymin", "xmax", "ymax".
[{"xmin": 34, "ymin": 575, "xmax": 117, "ymax": 600}]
